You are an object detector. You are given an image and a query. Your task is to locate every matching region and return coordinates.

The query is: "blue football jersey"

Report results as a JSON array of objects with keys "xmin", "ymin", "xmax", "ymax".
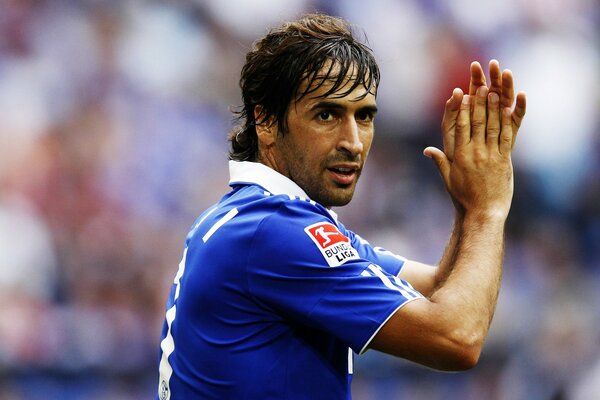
[{"xmin": 157, "ymin": 161, "xmax": 423, "ymax": 400}]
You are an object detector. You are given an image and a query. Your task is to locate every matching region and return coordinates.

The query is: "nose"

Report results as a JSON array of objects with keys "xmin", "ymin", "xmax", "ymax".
[{"xmin": 337, "ymin": 118, "xmax": 364, "ymax": 156}]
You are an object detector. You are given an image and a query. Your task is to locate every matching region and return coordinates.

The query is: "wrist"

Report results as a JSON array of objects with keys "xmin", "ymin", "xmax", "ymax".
[{"xmin": 462, "ymin": 208, "xmax": 508, "ymax": 226}]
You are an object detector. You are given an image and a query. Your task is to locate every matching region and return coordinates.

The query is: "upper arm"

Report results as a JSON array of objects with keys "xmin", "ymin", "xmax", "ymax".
[
  {"xmin": 398, "ymin": 260, "xmax": 438, "ymax": 297},
  {"xmin": 368, "ymin": 296, "xmax": 482, "ymax": 371},
  {"xmin": 370, "ymin": 260, "xmax": 486, "ymax": 371}
]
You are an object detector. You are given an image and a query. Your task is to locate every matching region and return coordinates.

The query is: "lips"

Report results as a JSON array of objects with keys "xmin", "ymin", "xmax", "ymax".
[{"xmin": 327, "ymin": 165, "xmax": 359, "ymax": 186}]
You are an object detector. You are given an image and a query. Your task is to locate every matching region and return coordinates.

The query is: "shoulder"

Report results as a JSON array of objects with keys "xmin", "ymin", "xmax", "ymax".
[
  {"xmin": 231, "ymin": 186, "xmax": 335, "ymax": 226},
  {"xmin": 246, "ymin": 194, "xmax": 363, "ymax": 268},
  {"xmin": 252, "ymin": 192, "xmax": 336, "ymax": 237},
  {"xmin": 187, "ymin": 185, "xmax": 337, "ymax": 246}
]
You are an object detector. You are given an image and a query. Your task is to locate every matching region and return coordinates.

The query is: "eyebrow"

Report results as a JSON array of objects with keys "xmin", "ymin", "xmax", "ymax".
[{"xmin": 309, "ymin": 100, "xmax": 378, "ymax": 114}]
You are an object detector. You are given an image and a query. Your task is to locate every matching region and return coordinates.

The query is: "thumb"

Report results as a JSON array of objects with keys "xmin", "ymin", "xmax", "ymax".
[{"xmin": 423, "ymin": 146, "xmax": 450, "ymax": 183}]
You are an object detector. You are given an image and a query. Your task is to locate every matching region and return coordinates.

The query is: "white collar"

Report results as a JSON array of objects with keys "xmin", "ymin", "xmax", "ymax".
[
  {"xmin": 229, "ymin": 161, "xmax": 310, "ymax": 198},
  {"xmin": 228, "ymin": 161, "xmax": 339, "ymax": 220}
]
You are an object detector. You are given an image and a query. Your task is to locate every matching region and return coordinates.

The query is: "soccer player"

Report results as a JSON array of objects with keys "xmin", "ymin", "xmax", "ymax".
[{"xmin": 157, "ymin": 13, "xmax": 527, "ymax": 399}]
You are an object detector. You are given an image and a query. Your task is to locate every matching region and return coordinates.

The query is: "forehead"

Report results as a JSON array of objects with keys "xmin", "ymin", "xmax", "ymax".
[{"xmin": 296, "ymin": 60, "xmax": 377, "ymax": 104}]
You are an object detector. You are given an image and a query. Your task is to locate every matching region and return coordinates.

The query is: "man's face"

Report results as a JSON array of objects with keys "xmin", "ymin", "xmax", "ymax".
[{"xmin": 264, "ymin": 70, "xmax": 377, "ymax": 208}]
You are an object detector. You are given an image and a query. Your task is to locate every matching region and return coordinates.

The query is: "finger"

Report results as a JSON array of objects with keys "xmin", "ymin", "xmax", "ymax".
[
  {"xmin": 469, "ymin": 61, "xmax": 486, "ymax": 96},
  {"xmin": 488, "ymin": 59, "xmax": 502, "ymax": 97},
  {"xmin": 511, "ymin": 91, "xmax": 527, "ymax": 145},
  {"xmin": 441, "ymin": 88, "xmax": 463, "ymax": 160},
  {"xmin": 471, "ymin": 86, "xmax": 489, "ymax": 145},
  {"xmin": 423, "ymin": 147, "xmax": 451, "ymax": 184},
  {"xmin": 501, "ymin": 69, "xmax": 515, "ymax": 109},
  {"xmin": 499, "ymin": 107, "xmax": 513, "ymax": 155},
  {"xmin": 486, "ymin": 91, "xmax": 501, "ymax": 149},
  {"xmin": 455, "ymin": 94, "xmax": 471, "ymax": 148}
]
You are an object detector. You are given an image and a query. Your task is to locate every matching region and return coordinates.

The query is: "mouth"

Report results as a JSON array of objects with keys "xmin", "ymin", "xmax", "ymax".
[{"xmin": 327, "ymin": 164, "xmax": 359, "ymax": 186}]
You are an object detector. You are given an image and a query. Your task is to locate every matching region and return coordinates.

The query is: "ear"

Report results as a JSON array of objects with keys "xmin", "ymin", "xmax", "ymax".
[{"xmin": 254, "ymin": 105, "xmax": 277, "ymax": 146}]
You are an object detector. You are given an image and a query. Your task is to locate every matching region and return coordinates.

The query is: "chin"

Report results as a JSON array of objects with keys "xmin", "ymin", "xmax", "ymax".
[
  {"xmin": 304, "ymin": 181, "xmax": 357, "ymax": 208},
  {"xmin": 319, "ymin": 191, "xmax": 355, "ymax": 208}
]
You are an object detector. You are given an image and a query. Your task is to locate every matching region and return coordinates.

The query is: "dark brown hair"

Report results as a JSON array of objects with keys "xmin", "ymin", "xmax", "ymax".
[{"xmin": 228, "ymin": 13, "xmax": 380, "ymax": 161}]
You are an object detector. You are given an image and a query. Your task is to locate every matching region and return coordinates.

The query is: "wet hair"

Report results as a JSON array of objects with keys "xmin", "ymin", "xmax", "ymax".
[{"xmin": 228, "ymin": 13, "xmax": 380, "ymax": 161}]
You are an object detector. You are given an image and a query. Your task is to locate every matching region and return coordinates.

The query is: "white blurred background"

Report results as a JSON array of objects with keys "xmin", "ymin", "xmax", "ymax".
[{"xmin": 0, "ymin": 0, "xmax": 598, "ymax": 399}]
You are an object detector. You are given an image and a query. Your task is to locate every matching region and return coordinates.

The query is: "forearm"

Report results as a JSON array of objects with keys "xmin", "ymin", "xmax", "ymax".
[
  {"xmin": 371, "ymin": 211, "xmax": 507, "ymax": 370},
  {"xmin": 430, "ymin": 211, "xmax": 506, "ymax": 340},
  {"xmin": 434, "ymin": 211, "xmax": 464, "ymax": 288}
]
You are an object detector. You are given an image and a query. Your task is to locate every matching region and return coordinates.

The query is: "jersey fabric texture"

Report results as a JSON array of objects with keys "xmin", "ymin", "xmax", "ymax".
[{"xmin": 157, "ymin": 161, "xmax": 424, "ymax": 400}]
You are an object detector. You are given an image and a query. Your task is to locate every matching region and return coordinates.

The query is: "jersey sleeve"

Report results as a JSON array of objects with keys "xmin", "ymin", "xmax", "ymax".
[
  {"xmin": 245, "ymin": 199, "xmax": 424, "ymax": 354},
  {"xmin": 343, "ymin": 228, "xmax": 407, "ymax": 277}
]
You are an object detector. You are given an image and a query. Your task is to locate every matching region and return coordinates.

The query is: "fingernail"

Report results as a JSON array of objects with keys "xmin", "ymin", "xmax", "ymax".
[
  {"xmin": 477, "ymin": 86, "xmax": 488, "ymax": 97},
  {"xmin": 490, "ymin": 92, "xmax": 499, "ymax": 104},
  {"xmin": 462, "ymin": 95, "xmax": 470, "ymax": 105}
]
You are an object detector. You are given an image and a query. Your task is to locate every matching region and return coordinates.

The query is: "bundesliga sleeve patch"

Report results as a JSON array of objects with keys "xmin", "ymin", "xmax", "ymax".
[{"xmin": 304, "ymin": 222, "xmax": 360, "ymax": 267}]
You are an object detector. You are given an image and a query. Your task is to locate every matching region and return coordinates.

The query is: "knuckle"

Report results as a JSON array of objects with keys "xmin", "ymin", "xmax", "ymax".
[
  {"xmin": 471, "ymin": 119, "xmax": 485, "ymax": 129},
  {"xmin": 500, "ymin": 134, "xmax": 512, "ymax": 145},
  {"xmin": 487, "ymin": 126, "xmax": 500, "ymax": 136},
  {"xmin": 473, "ymin": 147, "xmax": 487, "ymax": 161},
  {"xmin": 456, "ymin": 120, "xmax": 469, "ymax": 130}
]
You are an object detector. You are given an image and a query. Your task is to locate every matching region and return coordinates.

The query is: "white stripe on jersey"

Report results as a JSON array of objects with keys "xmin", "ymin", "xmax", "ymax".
[
  {"xmin": 367, "ymin": 264, "xmax": 420, "ymax": 300},
  {"xmin": 158, "ymin": 304, "xmax": 177, "ymax": 400},
  {"xmin": 202, "ymin": 208, "xmax": 238, "ymax": 243},
  {"xmin": 347, "ymin": 348, "xmax": 354, "ymax": 374},
  {"xmin": 173, "ymin": 248, "xmax": 188, "ymax": 300},
  {"xmin": 392, "ymin": 275, "xmax": 419, "ymax": 295},
  {"xmin": 188, "ymin": 206, "xmax": 218, "ymax": 239}
]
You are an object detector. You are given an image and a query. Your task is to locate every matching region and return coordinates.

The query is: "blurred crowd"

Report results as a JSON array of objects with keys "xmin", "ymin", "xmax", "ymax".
[{"xmin": 0, "ymin": 0, "xmax": 598, "ymax": 399}]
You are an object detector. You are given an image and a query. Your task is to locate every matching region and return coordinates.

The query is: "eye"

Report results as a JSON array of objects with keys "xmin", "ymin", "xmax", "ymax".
[
  {"xmin": 356, "ymin": 110, "xmax": 374, "ymax": 122},
  {"xmin": 317, "ymin": 111, "xmax": 334, "ymax": 122}
]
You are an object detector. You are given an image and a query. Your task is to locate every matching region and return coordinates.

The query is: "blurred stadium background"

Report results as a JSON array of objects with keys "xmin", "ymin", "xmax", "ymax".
[{"xmin": 0, "ymin": 0, "xmax": 598, "ymax": 399}]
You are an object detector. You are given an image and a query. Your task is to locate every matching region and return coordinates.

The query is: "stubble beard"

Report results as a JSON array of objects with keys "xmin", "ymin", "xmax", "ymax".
[{"xmin": 295, "ymin": 167, "xmax": 361, "ymax": 209}]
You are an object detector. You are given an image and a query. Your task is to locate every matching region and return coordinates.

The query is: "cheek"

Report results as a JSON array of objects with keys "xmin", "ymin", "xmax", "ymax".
[
  {"xmin": 361, "ymin": 132, "xmax": 374, "ymax": 157},
  {"xmin": 281, "ymin": 139, "xmax": 313, "ymax": 172},
  {"xmin": 297, "ymin": 150, "xmax": 319, "ymax": 170}
]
